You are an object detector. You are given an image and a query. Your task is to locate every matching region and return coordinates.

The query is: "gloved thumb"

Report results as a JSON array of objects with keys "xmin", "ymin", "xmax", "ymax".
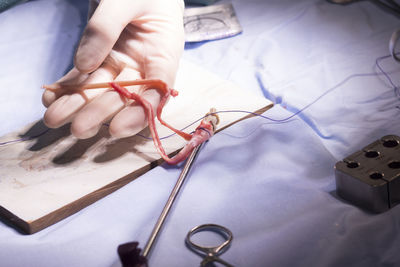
[{"xmin": 74, "ymin": 0, "xmax": 131, "ymax": 73}]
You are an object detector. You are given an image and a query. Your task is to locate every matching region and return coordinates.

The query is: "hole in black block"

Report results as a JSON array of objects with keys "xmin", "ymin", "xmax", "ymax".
[
  {"xmin": 365, "ymin": 150, "xmax": 380, "ymax": 158},
  {"xmin": 346, "ymin": 161, "xmax": 360, "ymax": 168},
  {"xmin": 388, "ymin": 161, "xmax": 400, "ymax": 169},
  {"xmin": 382, "ymin": 139, "xmax": 399, "ymax": 148},
  {"xmin": 369, "ymin": 172, "xmax": 384, "ymax": 180}
]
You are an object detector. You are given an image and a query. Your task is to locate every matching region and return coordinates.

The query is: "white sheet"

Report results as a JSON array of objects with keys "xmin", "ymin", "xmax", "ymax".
[{"xmin": 0, "ymin": 0, "xmax": 400, "ymax": 266}]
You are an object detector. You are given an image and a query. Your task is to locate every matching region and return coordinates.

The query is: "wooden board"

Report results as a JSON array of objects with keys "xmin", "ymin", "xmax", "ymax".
[{"xmin": 0, "ymin": 60, "xmax": 272, "ymax": 234}]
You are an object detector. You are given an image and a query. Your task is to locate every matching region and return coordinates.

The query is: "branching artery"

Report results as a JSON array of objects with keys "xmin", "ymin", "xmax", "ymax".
[
  {"xmin": 44, "ymin": 79, "xmax": 219, "ymax": 165},
  {"xmin": 110, "ymin": 81, "xmax": 218, "ymax": 165}
]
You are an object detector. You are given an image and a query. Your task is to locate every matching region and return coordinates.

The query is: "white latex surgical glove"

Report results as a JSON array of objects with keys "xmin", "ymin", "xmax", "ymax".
[{"xmin": 42, "ymin": 0, "xmax": 185, "ymax": 139}]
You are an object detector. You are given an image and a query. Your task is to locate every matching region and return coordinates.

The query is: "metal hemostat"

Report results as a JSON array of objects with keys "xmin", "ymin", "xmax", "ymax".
[
  {"xmin": 117, "ymin": 109, "xmax": 219, "ymax": 267},
  {"xmin": 335, "ymin": 135, "xmax": 400, "ymax": 213},
  {"xmin": 186, "ymin": 224, "xmax": 234, "ymax": 267}
]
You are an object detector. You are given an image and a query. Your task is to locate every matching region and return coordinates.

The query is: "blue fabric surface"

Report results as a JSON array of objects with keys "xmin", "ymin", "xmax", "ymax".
[
  {"xmin": 0, "ymin": 0, "xmax": 26, "ymax": 12},
  {"xmin": 0, "ymin": 0, "xmax": 400, "ymax": 266}
]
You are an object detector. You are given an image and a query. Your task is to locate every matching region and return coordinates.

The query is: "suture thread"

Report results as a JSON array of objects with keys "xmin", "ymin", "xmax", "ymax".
[{"xmin": 0, "ymin": 54, "xmax": 399, "ymax": 147}]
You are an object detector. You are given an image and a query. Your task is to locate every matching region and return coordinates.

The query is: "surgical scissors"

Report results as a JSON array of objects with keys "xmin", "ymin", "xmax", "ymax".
[{"xmin": 186, "ymin": 224, "xmax": 235, "ymax": 267}]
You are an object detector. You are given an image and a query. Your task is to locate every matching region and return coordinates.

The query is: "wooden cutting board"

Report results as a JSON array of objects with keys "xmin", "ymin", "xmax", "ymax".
[{"xmin": 0, "ymin": 59, "xmax": 272, "ymax": 234}]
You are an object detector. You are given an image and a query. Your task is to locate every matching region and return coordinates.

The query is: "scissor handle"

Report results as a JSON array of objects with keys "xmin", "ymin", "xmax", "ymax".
[
  {"xmin": 186, "ymin": 223, "xmax": 233, "ymax": 256},
  {"xmin": 201, "ymin": 255, "xmax": 235, "ymax": 267}
]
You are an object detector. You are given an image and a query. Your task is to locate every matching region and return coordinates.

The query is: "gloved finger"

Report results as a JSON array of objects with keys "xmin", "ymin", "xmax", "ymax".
[
  {"xmin": 144, "ymin": 36, "xmax": 184, "ymax": 87},
  {"xmin": 87, "ymin": 0, "xmax": 99, "ymax": 20},
  {"xmin": 140, "ymin": 3, "xmax": 185, "ymax": 86},
  {"xmin": 109, "ymin": 88, "xmax": 161, "ymax": 138},
  {"xmin": 70, "ymin": 67, "xmax": 143, "ymax": 139},
  {"xmin": 42, "ymin": 68, "xmax": 89, "ymax": 107},
  {"xmin": 74, "ymin": 0, "xmax": 133, "ymax": 73},
  {"xmin": 43, "ymin": 61, "xmax": 119, "ymax": 129},
  {"xmin": 108, "ymin": 67, "xmax": 161, "ymax": 138},
  {"xmin": 43, "ymin": 54, "xmax": 122, "ymax": 108},
  {"xmin": 109, "ymin": 24, "xmax": 184, "ymax": 138},
  {"xmin": 108, "ymin": 18, "xmax": 185, "ymax": 137}
]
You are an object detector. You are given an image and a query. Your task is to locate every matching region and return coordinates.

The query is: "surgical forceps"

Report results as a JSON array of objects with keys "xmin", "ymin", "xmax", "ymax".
[{"xmin": 186, "ymin": 224, "xmax": 235, "ymax": 267}]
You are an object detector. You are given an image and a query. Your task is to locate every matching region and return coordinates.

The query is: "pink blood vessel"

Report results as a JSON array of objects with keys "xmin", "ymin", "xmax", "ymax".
[{"xmin": 110, "ymin": 81, "xmax": 218, "ymax": 165}]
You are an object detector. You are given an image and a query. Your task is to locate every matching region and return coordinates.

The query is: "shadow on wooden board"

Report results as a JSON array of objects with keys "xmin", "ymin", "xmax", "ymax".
[{"xmin": 0, "ymin": 59, "xmax": 273, "ymax": 234}]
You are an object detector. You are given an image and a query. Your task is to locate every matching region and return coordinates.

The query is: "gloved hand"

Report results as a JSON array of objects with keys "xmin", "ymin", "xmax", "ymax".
[{"xmin": 42, "ymin": 0, "xmax": 185, "ymax": 139}]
